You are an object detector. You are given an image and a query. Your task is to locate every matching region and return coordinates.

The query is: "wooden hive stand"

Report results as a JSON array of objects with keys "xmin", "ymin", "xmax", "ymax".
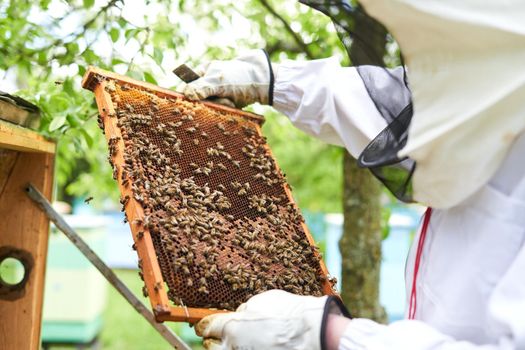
[{"xmin": 0, "ymin": 103, "xmax": 55, "ymax": 350}]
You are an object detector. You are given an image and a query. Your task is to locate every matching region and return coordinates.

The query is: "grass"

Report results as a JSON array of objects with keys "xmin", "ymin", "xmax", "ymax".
[{"xmin": 99, "ymin": 269, "xmax": 203, "ymax": 350}]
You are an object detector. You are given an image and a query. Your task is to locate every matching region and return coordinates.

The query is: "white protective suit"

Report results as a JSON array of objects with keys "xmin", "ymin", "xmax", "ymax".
[
  {"xmin": 273, "ymin": 56, "xmax": 525, "ymax": 349},
  {"xmin": 183, "ymin": 1, "xmax": 525, "ymax": 347}
]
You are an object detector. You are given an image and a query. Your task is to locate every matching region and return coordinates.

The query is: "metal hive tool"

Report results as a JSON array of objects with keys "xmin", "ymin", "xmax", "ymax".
[{"xmin": 82, "ymin": 67, "xmax": 338, "ymax": 323}]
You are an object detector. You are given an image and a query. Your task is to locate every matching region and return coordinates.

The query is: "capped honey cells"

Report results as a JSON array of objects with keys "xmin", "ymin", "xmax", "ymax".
[{"xmin": 98, "ymin": 77, "xmax": 336, "ymax": 311}]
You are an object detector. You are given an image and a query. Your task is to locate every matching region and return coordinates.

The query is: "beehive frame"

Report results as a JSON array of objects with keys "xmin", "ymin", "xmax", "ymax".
[{"xmin": 82, "ymin": 67, "xmax": 336, "ymax": 323}]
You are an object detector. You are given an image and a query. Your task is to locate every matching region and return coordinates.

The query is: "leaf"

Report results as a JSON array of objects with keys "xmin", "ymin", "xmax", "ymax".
[
  {"xmin": 40, "ymin": 0, "xmax": 51, "ymax": 9},
  {"xmin": 109, "ymin": 28, "xmax": 119, "ymax": 43},
  {"xmin": 48, "ymin": 95, "xmax": 70, "ymax": 113},
  {"xmin": 111, "ymin": 58, "xmax": 126, "ymax": 66},
  {"xmin": 63, "ymin": 78, "xmax": 75, "ymax": 95},
  {"xmin": 118, "ymin": 18, "xmax": 127, "ymax": 28},
  {"xmin": 66, "ymin": 114, "xmax": 81, "ymax": 128},
  {"xmin": 143, "ymin": 72, "xmax": 157, "ymax": 85},
  {"xmin": 37, "ymin": 51, "xmax": 47, "ymax": 65},
  {"xmin": 125, "ymin": 28, "xmax": 139, "ymax": 42},
  {"xmin": 127, "ymin": 70, "xmax": 143, "ymax": 81},
  {"xmin": 65, "ymin": 42, "xmax": 79, "ymax": 56},
  {"xmin": 83, "ymin": 0, "xmax": 95, "ymax": 8},
  {"xmin": 49, "ymin": 115, "xmax": 66, "ymax": 132},
  {"xmin": 78, "ymin": 65, "xmax": 86, "ymax": 77},
  {"xmin": 82, "ymin": 49, "xmax": 98, "ymax": 64},
  {"xmin": 79, "ymin": 128, "xmax": 93, "ymax": 148},
  {"xmin": 153, "ymin": 47, "xmax": 163, "ymax": 65}
]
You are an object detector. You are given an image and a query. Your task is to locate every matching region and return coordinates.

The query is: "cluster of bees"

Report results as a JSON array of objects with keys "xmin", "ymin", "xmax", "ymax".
[{"xmin": 100, "ymin": 80, "xmax": 333, "ymax": 310}]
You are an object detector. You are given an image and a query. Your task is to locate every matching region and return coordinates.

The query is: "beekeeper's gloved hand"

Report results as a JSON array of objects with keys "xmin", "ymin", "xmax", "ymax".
[
  {"xmin": 182, "ymin": 49, "xmax": 275, "ymax": 108},
  {"xmin": 195, "ymin": 289, "xmax": 350, "ymax": 350}
]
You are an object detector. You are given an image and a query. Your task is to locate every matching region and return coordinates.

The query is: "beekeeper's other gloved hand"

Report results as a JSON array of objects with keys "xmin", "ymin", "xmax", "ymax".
[
  {"xmin": 195, "ymin": 289, "xmax": 350, "ymax": 350},
  {"xmin": 182, "ymin": 49, "xmax": 275, "ymax": 108}
]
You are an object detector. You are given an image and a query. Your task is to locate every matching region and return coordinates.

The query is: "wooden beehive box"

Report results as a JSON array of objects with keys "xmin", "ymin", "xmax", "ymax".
[{"xmin": 0, "ymin": 108, "xmax": 55, "ymax": 349}]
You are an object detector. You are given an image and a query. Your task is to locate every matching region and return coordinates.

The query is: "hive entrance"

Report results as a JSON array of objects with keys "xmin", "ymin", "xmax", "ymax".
[{"xmin": 82, "ymin": 67, "xmax": 336, "ymax": 323}]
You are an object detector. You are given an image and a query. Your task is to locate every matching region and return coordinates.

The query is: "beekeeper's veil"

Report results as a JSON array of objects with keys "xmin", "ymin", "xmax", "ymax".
[{"xmin": 300, "ymin": 0, "xmax": 525, "ymax": 208}]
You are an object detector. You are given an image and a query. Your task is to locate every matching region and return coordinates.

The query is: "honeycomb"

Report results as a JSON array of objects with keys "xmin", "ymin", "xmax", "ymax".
[{"xmin": 98, "ymin": 78, "xmax": 336, "ymax": 312}]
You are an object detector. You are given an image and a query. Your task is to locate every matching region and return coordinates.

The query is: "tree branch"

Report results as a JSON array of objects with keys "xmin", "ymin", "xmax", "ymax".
[{"xmin": 257, "ymin": 0, "xmax": 314, "ymax": 59}]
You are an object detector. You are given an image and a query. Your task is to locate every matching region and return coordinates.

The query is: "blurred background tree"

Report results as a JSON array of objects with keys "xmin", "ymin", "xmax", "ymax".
[{"xmin": 0, "ymin": 0, "xmax": 399, "ymax": 326}]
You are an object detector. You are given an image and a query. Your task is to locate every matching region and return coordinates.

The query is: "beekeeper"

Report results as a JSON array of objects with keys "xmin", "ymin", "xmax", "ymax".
[{"xmin": 182, "ymin": 0, "xmax": 525, "ymax": 349}]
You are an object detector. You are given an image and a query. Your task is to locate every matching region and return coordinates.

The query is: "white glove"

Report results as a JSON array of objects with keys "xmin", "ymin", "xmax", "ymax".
[
  {"xmin": 195, "ymin": 289, "xmax": 350, "ymax": 350},
  {"xmin": 182, "ymin": 49, "xmax": 275, "ymax": 108}
]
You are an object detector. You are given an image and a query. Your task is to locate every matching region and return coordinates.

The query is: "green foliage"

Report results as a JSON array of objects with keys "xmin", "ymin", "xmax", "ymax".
[
  {"xmin": 258, "ymin": 107, "xmax": 344, "ymax": 213},
  {"xmin": 1, "ymin": 0, "xmax": 353, "ymax": 212}
]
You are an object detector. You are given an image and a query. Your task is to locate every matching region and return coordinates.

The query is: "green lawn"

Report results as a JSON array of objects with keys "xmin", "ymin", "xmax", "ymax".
[{"xmin": 100, "ymin": 269, "xmax": 203, "ymax": 350}]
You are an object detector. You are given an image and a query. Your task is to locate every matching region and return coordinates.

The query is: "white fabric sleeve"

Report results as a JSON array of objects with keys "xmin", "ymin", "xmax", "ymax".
[
  {"xmin": 338, "ymin": 242, "xmax": 525, "ymax": 350},
  {"xmin": 272, "ymin": 57, "xmax": 387, "ymax": 158}
]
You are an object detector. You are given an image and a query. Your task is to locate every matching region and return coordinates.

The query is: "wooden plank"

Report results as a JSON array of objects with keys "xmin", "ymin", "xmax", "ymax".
[
  {"xmin": 0, "ymin": 94, "xmax": 39, "ymax": 128},
  {"xmin": 0, "ymin": 151, "xmax": 54, "ymax": 350},
  {"xmin": 82, "ymin": 66, "xmax": 265, "ymax": 125},
  {"xmin": 160, "ymin": 306, "xmax": 228, "ymax": 324},
  {"xmin": 0, "ymin": 149, "xmax": 18, "ymax": 196},
  {"xmin": 0, "ymin": 120, "xmax": 55, "ymax": 154}
]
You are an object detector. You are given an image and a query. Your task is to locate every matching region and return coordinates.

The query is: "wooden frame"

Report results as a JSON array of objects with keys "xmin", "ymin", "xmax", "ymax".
[
  {"xmin": 82, "ymin": 67, "xmax": 336, "ymax": 323},
  {"xmin": 0, "ymin": 121, "xmax": 55, "ymax": 349},
  {"xmin": 0, "ymin": 120, "xmax": 56, "ymax": 154}
]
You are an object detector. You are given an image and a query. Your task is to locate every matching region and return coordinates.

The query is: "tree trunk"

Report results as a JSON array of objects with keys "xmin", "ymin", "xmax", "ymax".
[{"xmin": 340, "ymin": 9, "xmax": 388, "ymax": 322}]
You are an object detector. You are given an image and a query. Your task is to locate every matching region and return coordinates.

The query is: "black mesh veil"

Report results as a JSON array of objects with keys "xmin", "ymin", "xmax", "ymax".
[{"xmin": 299, "ymin": 0, "xmax": 416, "ymax": 202}]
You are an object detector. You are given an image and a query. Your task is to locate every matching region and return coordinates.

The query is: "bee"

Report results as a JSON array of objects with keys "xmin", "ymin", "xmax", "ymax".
[
  {"xmin": 201, "ymin": 131, "xmax": 209, "ymax": 138},
  {"xmin": 193, "ymin": 139, "xmax": 199, "ymax": 145},
  {"xmin": 217, "ymin": 163, "xmax": 227, "ymax": 171},
  {"xmin": 120, "ymin": 195, "xmax": 130, "ymax": 207},
  {"xmin": 242, "ymin": 125, "xmax": 255, "ymax": 136},
  {"xmin": 84, "ymin": 196, "xmax": 94, "ymax": 204},
  {"xmin": 217, "ymin": 123, "xmax": 225, "ymax": 131},
  {"xmin": 186, "ymin": 127, "xmax": 196, "ymax": 133},
  {"xmin": 105, "ymin": 80, "xmax": 116, "ymax": 92},
  {"xmin": 232, "ymin": 160, "xmax": 240, "ymax": 169},
  {"xmin": 207, "ymin": 148, "xmax": 219, "ymax": 156}
]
